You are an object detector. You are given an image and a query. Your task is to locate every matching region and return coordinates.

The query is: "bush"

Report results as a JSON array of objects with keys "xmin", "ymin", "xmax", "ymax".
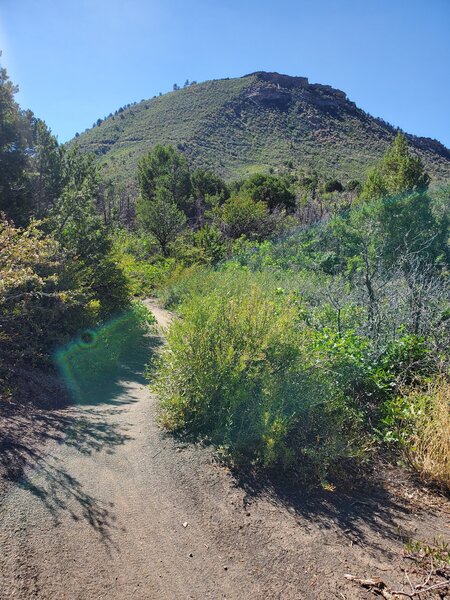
[
  {"xmin": 154, "ymin": 278, "xmax": 366, "ymax": 484},
  {"xmin": 0, "ymin": 217, "xmax": 84, "ymax": 379},
  {"xmin": 240, "ymin": 173, "xmax": 296, "ymax": 212},
  {"xmin": 170, "ymin": 225, "xmax": 227, "ymax": 267},
  {"xmin": 156, "ymin": 264, "xmax": 218, "ymax": 308},
  {"xmin": 215, "ymin": 194, "xmax": 271, "ymax": 240},
  {"xmin": 0, "ymin": 214, "xmax": 134, "ymax": 398},
  {"xmin": 323, "ymin": 179, "xmax": 344, "ymax": 193},
  {"xmin": 116, "ymin": 252, "xmax": 174, "ymax": 297}
]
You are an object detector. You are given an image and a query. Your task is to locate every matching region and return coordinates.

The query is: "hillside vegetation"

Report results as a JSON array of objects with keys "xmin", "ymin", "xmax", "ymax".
[{"xmin": 74, "ymin": 72, "xmax": 450, "ymax": 193}]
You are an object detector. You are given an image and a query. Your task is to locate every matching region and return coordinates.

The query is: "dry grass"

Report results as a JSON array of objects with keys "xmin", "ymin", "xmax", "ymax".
[{"xmin": 406, "ymin": 378, "xmax": 450, "ymax": 490}]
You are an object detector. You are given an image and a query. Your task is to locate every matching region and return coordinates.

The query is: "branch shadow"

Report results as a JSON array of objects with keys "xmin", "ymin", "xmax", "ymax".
[
  {"xmin": 0, "ymin": 322, "xmax": 162, "ymax": 547},
  {"xmin": 0, "ymin": 403, "xmax": 126, "ymax": 547}
]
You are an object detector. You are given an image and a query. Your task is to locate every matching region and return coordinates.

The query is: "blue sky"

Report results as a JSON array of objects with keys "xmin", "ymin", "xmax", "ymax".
[{"xmin": 1, "ymin": 0, "xmax": 449, "ymax": 145}]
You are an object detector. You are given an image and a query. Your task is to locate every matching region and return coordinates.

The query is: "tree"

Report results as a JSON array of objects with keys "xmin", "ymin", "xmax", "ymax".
[
  {"xmin": 299, "ymin": 170, "xmax": 319, "ymax": 201},
  {"xmin": 240, "ymin": 173, "xmax": 296, "ymax": 212},
  {"xmin": 191, "ymin": 168, "xmax": 228, "ymax": 202},
  {"xmin": 317, "ymin": 170, "xmax": 447, "ymax": 340},
  {"xmin": 191, "ymin": 168, "xmax": 229, "ymax": 226},
  {"xmin": 379, "ymin": 192, "xmax": 447, "ymax": 270},
  {"xmin": 97, "ymin": 179, "xmax": 132, "ymax": 226},
  {"xmin": 215, "ymin": 194, "xmax": 270, "ymax": 240},
  {"xmin": 30, "ymin": 119, "xmax": 63, "ymax": 217},
  {"xmin": 137, "ymin": 145, "xmax": 192, "ymax": 213},
  {"xmin": 357, "ymin": 134, "xmax": 446, "ymax": 272},
  {"xmin": 50, "ymin": 146, "xmax": 105, "ymax": 258},
  {"xmin": 136, "ymin": 187, "xmax": 186, "ymax": 255},
  {"xmin": 49, "ymin": 145, "xmax": 129, "ymax": 316},
  {"xmin": 360, "ymin": 133, "xmax": 430, "ymax": 201},
  {"xmin": 0, "ymin": 56, "xmax": 34, "ymax": 224}
]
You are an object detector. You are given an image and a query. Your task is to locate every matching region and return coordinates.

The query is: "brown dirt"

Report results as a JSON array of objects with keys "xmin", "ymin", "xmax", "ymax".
[{"xmin": 0, "ymin": 301, "xmax": 449, "ymax": 599}]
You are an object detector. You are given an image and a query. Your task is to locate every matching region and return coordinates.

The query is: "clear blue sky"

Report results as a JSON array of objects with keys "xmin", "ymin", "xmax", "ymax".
[{"xmin": 1, "ymin": 0, "xmax": 449, "ymax": 145}]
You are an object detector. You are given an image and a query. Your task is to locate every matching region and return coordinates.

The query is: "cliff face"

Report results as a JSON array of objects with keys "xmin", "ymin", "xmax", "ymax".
[
  {"xmin": 243, "ymin": 73, "xmax": 449, "ymax": 159},
  {"xmin": 73, "ymin": 71, "xmax": 450, "ymax": 189},
  {"xmin": 245, "ymin": 71, "xmax": 310, "ymax": 88}
]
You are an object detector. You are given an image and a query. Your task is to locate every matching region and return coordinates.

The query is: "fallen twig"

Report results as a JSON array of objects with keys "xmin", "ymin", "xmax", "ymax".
[
  {"xmin": 344, "ymin": 574, "xmax": 394, "ymax": 599},
  {"xmin": 391, "ymin": 580, "xmax": 450, "ymax": 597},
  {"xmin": 344, "ymin": 572, "xmax": 450, "ymax": 599}
]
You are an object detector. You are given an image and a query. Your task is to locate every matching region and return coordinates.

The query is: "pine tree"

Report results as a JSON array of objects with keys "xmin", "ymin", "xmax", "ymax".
[
  {"xmin": 0, "ymin": 56, "xmax": 34, "ymax": 224},
  {"xmin": 137, "ymin": 145, "xmax": 192, "ymax": 213},
  {"xmin": 360, "ymin": 133, "xmax": 430, "ymax": 201}
]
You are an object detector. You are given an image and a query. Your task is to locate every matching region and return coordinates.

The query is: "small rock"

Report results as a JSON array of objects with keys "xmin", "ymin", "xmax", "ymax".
[
  {"xmin": 182, "ymin": 522, "xmax": 188, "ymax": 528},
  {"xmin": 224, "ymin": 566, "xmax": 228, "ymax": 571}
]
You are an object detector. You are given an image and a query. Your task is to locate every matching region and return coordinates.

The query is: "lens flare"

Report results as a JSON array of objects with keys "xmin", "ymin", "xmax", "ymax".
[
  {"xmin": 78, "ymin": 329, "xmax": 98, "ymax": 348},
  {"xmin": 54, "ymin": 308, "xmax": 152, "ymax": 405}
]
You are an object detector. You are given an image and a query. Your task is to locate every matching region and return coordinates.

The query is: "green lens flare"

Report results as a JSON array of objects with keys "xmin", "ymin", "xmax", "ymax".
[
  {"xmin": 78, "ymin": 329, "xmax": 98, "ymax": 348},
  {"xmin": 54, "ymin": 308, "xmax": 153, "ymax": 405}
]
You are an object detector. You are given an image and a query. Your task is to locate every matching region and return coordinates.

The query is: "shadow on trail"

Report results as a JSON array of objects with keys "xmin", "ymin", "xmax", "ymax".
[
  {"xmin": 230, "ymin": 466, "xmax": 420, "ymax": 560},
  {"xmin": 0, "ymin": 404, "xmax": 135, "ymax": 547},
  {"xmin": 0, "ymin": 318, "xmax": 162, "ymax": 546}
]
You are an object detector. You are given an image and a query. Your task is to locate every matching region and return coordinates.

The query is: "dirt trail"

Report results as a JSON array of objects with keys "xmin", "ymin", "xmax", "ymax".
[{"xmin": 0, "ymin": 301, "xmax": 448, "ymax": 599}]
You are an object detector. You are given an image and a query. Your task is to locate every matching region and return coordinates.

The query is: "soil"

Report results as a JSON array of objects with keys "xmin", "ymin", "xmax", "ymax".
[{"xmin": 0, "ymin": 300, "xmax": 449, "ymax": 599}]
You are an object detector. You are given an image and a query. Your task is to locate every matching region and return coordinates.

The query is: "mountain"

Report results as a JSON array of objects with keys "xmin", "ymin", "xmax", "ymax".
[{"xmin": 73, "ymin": 71, "xmax": 450, "ymax": 191}]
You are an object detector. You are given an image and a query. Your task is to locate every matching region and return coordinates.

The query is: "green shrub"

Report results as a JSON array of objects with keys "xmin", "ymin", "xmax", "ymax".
[
  {"xmin": 158, "ymin": 263, "xmax": 281, "ymax": 311},
  {"xmin": 154, "ymin": 279, "xmax": 366, "ymax": 484},
  {"xmin": 376, "ymin": 334, "xmax": 435, "ymax": 389},
  {"xmin": 169, "ymin": 225, "xmax": 227, "ymax": 267},
  {"xmin": 214, "ymin": 194, "xmax": 271, "ymax": 240},
  {"xmin": 157, "ymin": 264, "xmax": 218, "ymax": 308},
  {"xmin": 117, "ymin": 252, "xmax": 174, "ymax": 296},
  {"xmin": 0, "ymin": 217, "xmax": 97, "ymax": 379}
]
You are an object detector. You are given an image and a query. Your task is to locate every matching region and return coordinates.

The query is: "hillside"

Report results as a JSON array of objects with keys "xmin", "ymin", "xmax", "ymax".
[{"xmin": 73, "ymin": 71, "xmax": 450, "ymax": 191}]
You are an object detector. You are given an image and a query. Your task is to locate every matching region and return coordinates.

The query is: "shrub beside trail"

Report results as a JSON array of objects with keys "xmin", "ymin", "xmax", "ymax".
[{"xmin": 154, "ymin": 277, "xmax": 367, "ymax": 486}]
